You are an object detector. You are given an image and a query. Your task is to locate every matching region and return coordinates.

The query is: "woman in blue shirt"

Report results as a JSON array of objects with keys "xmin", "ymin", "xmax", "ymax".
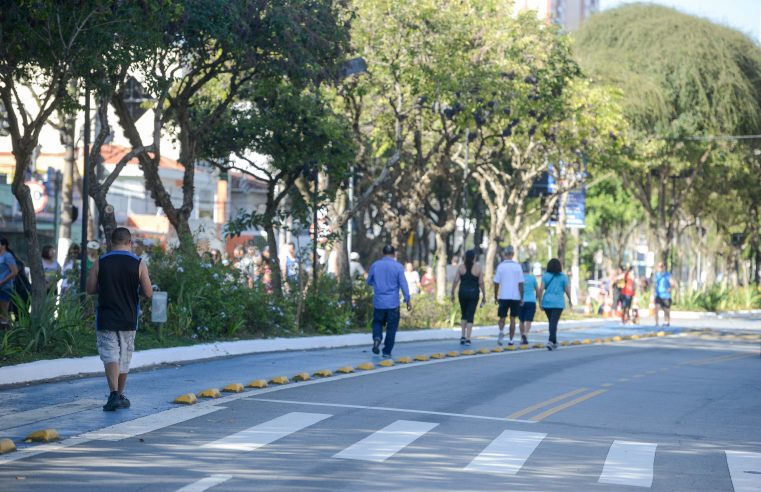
[
  {"xmin": 538, "ymin": 258, "xmax": 572, "ymax": 351},
  {"xmin": 519, "ymin": 262, "xmax": 538, "ymax": 345},
  {"xmin": 0, "ymin": 237, "xmax": 19, "ymax": 328}
]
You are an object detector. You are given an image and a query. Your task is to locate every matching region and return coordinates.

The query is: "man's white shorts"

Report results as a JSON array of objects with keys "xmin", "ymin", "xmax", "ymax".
[{"xmin": 96, "ymin": 330, "xmax": 136, "ymax": 374}]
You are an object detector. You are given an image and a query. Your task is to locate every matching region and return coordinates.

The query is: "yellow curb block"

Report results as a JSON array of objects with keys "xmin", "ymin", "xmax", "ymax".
[
  {"xmin": 396, "ymin": 357, "xmax": 413, "ymax": 364},
  {"xmin": 612, "ymin": 336, "xmax": 622, "ymax": 342},
  {"xmin": 519, "ymin": 344, "xmax": 530, "ymax": 350},
  {"xmin": 581, "ymin": 339, "xmax": 593, "ymax": 344},
  {"xmin": 173, "ymin": 393, "xmax": 198, "ymax": 405},
  {"xmin": 248, "ymin": 379, "xmax": 268, "ymax": 389},
  {"xmin": 570, "ymin": 340, "xmax": 581, "ymax": 346},
  {"xmin": 24, "ymin": 429, "xmax": 59, "ymax": 443},
  {"xmin": 505, "ymin": 345, "xmax": 517, "ymax": 351},
  {"xmin": 630, "ymin": 335, "xmax": 641, "ymax": 340},
  {"xmin": 622, "ymin": 335, "xmax": 633, "ymax": 341},
  {"xmin": 461, "ymin": 349, "xmax": 476, "ymax": 355},
  {"xmin": 593, "ymin": 338, "xmax": 603, "ymax": 343},
  {"xmin": 478, "ymin": 348, "xmax": 491, "ymax": 354},
  {"xmin": 378, "ymin": 359, "xmax": 395, "ymax": 367},
  {"xmin": 447, "ymin": 351, "xmax": 460, "ymax": 357},
  {"xmin": 198, "ymin": 388, "xmax": 221, "ymax": 399},
  {"xmin": 415, "ymin": 355, "xmax": 430, "ymax": 361},
  {"xmin": 313, "ymin": 369, "xmax": 333, "ymax": 378},
  {"xmin": 293, "ymin": 373, "xmax": 311, "ymax": 382},
  {"xmin": 603, "ymin": 337, "xmax": 613, "ymax": 343},
  {"xmin": 336, "ymin": 366, "xmax": 354, "ymax": 374},
  {"xmin": 560, "ymin": 341, "xmax": 570, "ymax": 346},
  {"xmin": 431, "ymin": 353, "xmax": 446, "ymax": 359},
  {"xmin": 269, "ymin": 376, "xmax": 290, "ymax": 385},
  {"xmin": 357, "ymin": 362, "xmax": 375, "ymax": 370},
  {"xmin": 222, "ymin": 383, "xmax": 244, "ymax": 393},
  {"xmin": 533, "ymin": 343, "xmax": 545, "ymax": 349},
  {"xmin": 656, "ymin": 331, "xmax": 666, "ymax": 337},
  {"xmin": 492, "ymin": 347, "xmax": 504, "ymax": 353},
  {"xmin": 0, "ymin": 438, "xmax": 17, "ymax": 454}
]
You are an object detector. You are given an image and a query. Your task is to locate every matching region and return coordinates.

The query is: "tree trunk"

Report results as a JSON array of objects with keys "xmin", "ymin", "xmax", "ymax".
[
  {"xmin": 264, "ymin": 220, "xmax": 283, "ymax": 297},
  {"xmin": 555, "ymin": 191, "xmax": 569, "ymax": 263},
  {"xmin": 434, "ymin": 232, "xmax": 448, "ymax": 301}
]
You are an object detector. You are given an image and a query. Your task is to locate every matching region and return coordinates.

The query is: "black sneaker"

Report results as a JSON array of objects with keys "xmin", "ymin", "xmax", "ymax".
[
  {"xmin": 521, "ymin": 335, "xmax": 528, "ymax": 345},
  {"xmin": 372, "ymin": 339, "xmax": 381, "ymax": 355},
  {"xmin": 460, "ymin": 337, "xmax": 466, "ymax": 345},
  {"xmin": 103, "ymin": 391, "xmax": 120, "ymax": 411},
  {"xmin": 465, "ymin": 339, "xmax": 472, "ymax": 346},
  {"xmin": 547, "ymin": 342, "xmax": 558, "ymax": 351},
  {"xmin": 118, "ymin": 394, "xmax": 131, "ymax": 409}
]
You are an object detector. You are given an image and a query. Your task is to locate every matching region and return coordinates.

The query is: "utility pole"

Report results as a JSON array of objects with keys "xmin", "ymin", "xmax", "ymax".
[{"xmin": 79, "ymin": 86, "xmax": 90, "ymax": 294}]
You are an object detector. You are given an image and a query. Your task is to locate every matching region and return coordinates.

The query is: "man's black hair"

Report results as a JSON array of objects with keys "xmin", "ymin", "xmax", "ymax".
[
  {"xmin": 383, "ymin": 244, "xmax": 395, "ymax": 255},
  {"xmin": 111, "ymin": 227, "xmax": 132, "ymax": 246}
]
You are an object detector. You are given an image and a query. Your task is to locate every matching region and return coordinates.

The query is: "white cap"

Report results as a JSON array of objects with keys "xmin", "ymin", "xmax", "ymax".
[{"xmin": 350, "ymin": 252, "xmax": 360, "ymax": 261}]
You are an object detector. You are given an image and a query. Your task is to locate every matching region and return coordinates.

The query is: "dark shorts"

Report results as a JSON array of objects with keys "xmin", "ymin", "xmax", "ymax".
[
  {"xmin": 0, "ymin": 289, "xmax": 12, "ymax": 302},
  {"xmin": 459, "ymin": 296, "xmax": 479, "ymax": 323},
  {"xmin": 620, "ymin": 295, "xmax": 632, "ymax": 309},
  {"xmin": 498, "ymin": 299, "xmax": 521, "ymax": 319},
  {"xmin": 519, "ymin": 302, "xmax": 536, "ymax": 322},
  {"xmin": 655, "ymin": 297, "xmax": 672, "ymax": 309}
]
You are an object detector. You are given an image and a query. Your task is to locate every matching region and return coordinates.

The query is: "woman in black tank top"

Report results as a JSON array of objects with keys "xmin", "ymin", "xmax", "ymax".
[{"xmin": 451, "ymin": 250, "xmax": 486, "ymax": 345}]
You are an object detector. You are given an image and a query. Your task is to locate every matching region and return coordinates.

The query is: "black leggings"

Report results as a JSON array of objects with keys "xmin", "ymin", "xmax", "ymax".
[{"xmin": 544, "ymin": 308, "xmax": 563, "ymax": 343}]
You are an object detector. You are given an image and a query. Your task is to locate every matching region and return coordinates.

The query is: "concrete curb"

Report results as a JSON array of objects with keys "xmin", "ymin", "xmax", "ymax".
[{"xmin": 0, "ymin": 319, "xmax": 609, "ymax": 386}]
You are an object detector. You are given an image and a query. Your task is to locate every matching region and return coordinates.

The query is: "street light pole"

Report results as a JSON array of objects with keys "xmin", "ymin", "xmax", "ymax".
[
  {"xmin": 312, "ymin": 169, "xmax": 319, "ymax": 287},
  {"xmin": 79, "ymin": 85, "xmax": 90, "ymax": 294}
]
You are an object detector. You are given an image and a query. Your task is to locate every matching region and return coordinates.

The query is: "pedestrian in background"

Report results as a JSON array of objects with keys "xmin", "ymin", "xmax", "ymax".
[
  {"xmin": 41, "ymin": 245, "xmax": 61, "ymax": 294},
  {"xmin": 519, "ymin": 261, "xmax": 539, "ymax": 346},
  {"xmin": 654, "ymin": 262, "xmax": 675, "ymax": 327},
  {"xmin": 421, "ymin": 265, "xmax": 436, "ymax": 295},
  {"xmin": 404, "ymin": 262, "xmax": 421, "ymax": 296},
  {"xmin": 538, "ymin": 258, "xmax": 572, "ymax": 351},
  {"xmin": 493, "ymin": 245, "xmax": 524, "ymax": 346},
  {"xmin": 619, "ymin": 265, "xmax": 636, "ymax": 325},
  {"xmin": 0, "ymin": 237, "xmax": 18, "ymax": 328},
  {"xmin": 86, "ymin": 227, "xmax": 153, "ymax": 411},
  {"xmin": 61, "ymin": 243, "xmax": 81, "ymax": 296},
  {"xmin": 349, "ymin": 252, "xmax": 366, "ymax": 280},
  {"xmin": 451, "ymin": 249, "xmax": 485, "ymax": 346},
  {"xmin": 367, "ymin": 245, "xmax": 411, "ymax": 358}
]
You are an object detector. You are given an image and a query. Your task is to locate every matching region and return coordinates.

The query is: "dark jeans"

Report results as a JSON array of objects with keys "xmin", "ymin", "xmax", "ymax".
[
  {"xmin": 544, "ymin": 308, "xmax": 563, "ymax": 344},
  {"xmin": 372, "ymin": 307, "xmax": 400, "ymax": 355}
]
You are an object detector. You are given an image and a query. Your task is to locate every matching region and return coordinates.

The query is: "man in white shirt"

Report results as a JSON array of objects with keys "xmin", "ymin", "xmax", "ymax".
[{"xmin": 493, "ymin": 245, "xmax": 524, "ymax": 346}]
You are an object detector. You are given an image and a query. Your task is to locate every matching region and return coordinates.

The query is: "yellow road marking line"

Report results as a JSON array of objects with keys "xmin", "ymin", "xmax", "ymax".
[
  {"xmin": 601, "ymin": 383, "xmax": 613, "ymax": 387},
  {"xmin": 530, "ymin": 389, "xmax": 608, "ymax": 422},
  {"xmin": 685, "ymin": 353, "xmax": 755, "ymax": 366},
  {"xmin": 618, "ymin": 378, "xmax": 629, "ymax": 382},
  {"xmin": 507, "ymin": 388, "xmax": 589, "ymax": 419}
]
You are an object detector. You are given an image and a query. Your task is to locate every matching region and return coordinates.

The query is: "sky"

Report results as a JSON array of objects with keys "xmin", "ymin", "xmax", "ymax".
[{"xmin": 599, "ymin": 0, "xmax": 761, "ymax": 42}]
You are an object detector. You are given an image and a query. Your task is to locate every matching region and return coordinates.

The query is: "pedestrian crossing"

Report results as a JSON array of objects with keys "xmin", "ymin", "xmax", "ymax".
[{"xmin": 185, "ymin": 411, "xmax": 759, "ymax": 490}]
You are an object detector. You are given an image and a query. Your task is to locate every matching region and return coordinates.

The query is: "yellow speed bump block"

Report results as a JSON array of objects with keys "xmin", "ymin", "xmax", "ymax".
[
  {"xmin": 603, "ymin": 337, "xmax": 613, "ymax": 343},
  {"xmin": 622, "ymin": 335, "xmax": 633, "ymax": 341},
  {"xmin": 461, "ymin": 349, "xmax": 476, "ymax": 356},
  {"xmin": 447, "ymin": 351, "xmax": 460, "ymax": 357},
  {"xmin": 492, "ymin": 347, "xmax": 504, "ymax": 353},
  {"xmin": 581, "ymin": 339, "xmax": 593, "ymax": 344},
  {"xmin": 415, "ymin": 355, "xmax": 430, "ymax": 361},
  {"xmin": 560, "ymin": 341, "xmax": 571, "ymax": 346},
  {"xmin": 630, "ymin": 334, "xmax": 641, "ymax": 340},
  {"xmin": 518, "ymin": 344, "xmax": 530, "ymax": 350},
  {"xmin": 173, "ymin": 393, "xmax": 198, "ymax": 405},
  {"xmin": 533, "ymin": 343, "xmax": 545, "ymax": 349},
  {"xmin": 357, "ymin": 362, "xmax": 375, "ymax": 371},
  {"xmin": 612, "ymin": 336, "xmax": 622, "ymax": 342},
  {"xmin": 313, "ymin": 369, "xmax": 333, "ymax": 378},
  {"xmin": 293, "ymin": 373, "xmax": 311, "ymax": 382},
  {"xmin": 269, "ymin": 376, "xmax": 290, "ymax": 385},
  {"xmin": 198, "ymin": 388, "xmax": 221, "ymax": 399},
  {"xmin": 0, "ymin": 438, "xmax": 17, "ymax": 454},
  {"xmin": 223, "ymin": 383, "xmax": 244, "ymax": 393},
  {"xmin": 396, "ymin": 357, "xmax": 413, "ymax": 364},
  {"xmin": 336, "ymin": 366, "xmax": 354, "ymax": 374},
  {"xmin": 478, "ymin": 348, "xmax": 491, "ymax": 354},
  {"xmin": 24, "ymin": 429, "xmax": 59, "ymax": 443},
  {"xmin": 570, "ymin": 340, "xmax": 581, "ymax": 346},
  {"xmin": 656, "ymin": 331, "xmax": 666, "ymax": 337},
  {"xmin": 593, "ymin": 338, "xmax": 603, "ymax": 343},
  {"xmin": 248, "ymin": 379, "xmax": 268, "ymax": 389},
  {"xmin": 505, "ymin": 345, "xmax": 517, "ymax": 351},
  {"xmin": 378, "ymin": 359, "xmax": 394, "ymax": 367},
  {"xmin": 430, "ymin": 353, "xmax": 446, "ymax": 359}
]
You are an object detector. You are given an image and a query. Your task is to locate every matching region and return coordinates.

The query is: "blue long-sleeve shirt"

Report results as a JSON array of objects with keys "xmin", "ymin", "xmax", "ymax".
[{"xmin": 367, "ymin": 256, "xmax": 410, "ymax": 309}]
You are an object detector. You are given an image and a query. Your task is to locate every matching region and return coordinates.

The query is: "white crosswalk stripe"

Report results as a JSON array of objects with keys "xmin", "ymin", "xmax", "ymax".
[
  {"xmin": 726, "ymin": 450, "xmax": 761, "ymax": 492},
  {"xmin": 175, "ymin": 474, "xmax": 232, "ymax": 492},
  {"xmin": 464, "ymin": 429, "xmax": 547, "ymax": 475},
  {"xmin": 334, "ymin": 420, "xmax": 438, "ymax": 462},
  {"xmin": 598, "ymin": 440, "xmax": 657, "ymax": 488},
  {"xmin": 201, "ymin": 412, "xmax": 332, "ymax": 452}
]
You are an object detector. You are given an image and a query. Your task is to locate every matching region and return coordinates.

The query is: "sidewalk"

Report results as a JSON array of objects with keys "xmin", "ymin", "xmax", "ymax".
[{"xmin": 0, "ymin": 319, "xmax": 612, "ymax": 386}]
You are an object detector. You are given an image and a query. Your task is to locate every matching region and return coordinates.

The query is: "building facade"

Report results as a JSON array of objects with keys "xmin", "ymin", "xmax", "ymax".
[{"xmin": 516, "ymin": 0, "xmax": 599, "ymax": 31}]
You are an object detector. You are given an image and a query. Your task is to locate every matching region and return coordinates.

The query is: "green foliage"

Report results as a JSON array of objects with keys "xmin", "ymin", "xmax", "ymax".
[{"xmin": 675, "ymin": 286, "xmax": 761, "ymax": 312}]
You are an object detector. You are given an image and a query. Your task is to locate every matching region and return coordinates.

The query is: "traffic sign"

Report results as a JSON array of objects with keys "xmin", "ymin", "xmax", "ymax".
[{"xmin": 25, "ymin": 180, "xmax": 48, "ymax": 214}]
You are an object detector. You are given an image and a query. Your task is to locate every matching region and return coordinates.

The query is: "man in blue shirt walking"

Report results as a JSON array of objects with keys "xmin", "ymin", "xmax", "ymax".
[
  {"xmin": 654, "ymin": 262, "xmax": 675, "ymax": 327},
  {"xmin": 367, "ymin": 245, "xmax": 411, "ymax": 357}
]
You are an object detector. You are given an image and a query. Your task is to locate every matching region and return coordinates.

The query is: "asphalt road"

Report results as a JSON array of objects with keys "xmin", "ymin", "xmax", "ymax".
[{"xmin": 0, "ymin": 319, "xmax": 759, "ymax": 491}]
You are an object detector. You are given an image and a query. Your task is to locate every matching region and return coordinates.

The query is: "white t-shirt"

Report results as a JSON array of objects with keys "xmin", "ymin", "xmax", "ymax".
[
  {"xmin": 493, "ymin": 260, "xmax": 524, "ymax": 300},
  {"xmin": 405, "ymin": 271, "xmax": 421, "ymax": 295}
]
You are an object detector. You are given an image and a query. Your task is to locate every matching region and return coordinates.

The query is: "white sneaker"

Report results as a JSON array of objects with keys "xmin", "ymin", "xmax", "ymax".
[{"xmin": 498, "ymin": 332, "xmax": 505, "ymax": 346}]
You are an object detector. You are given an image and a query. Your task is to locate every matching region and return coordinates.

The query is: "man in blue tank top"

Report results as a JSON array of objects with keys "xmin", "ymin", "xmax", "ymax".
[{"xmin": 87, "ymin": 228, "xmax": 153, "ymax": 411}]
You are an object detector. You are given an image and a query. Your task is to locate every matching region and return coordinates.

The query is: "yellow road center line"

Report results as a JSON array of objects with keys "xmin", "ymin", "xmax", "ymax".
[
  {"xmin": 601, "ymin": 383, "xmax": 613, "ymax": 387},
  {"xmin": 507, "ymin": 388, "xmax": 589, "ymax": 419},
  {"xmin": 529, "ymin": 389, "xmax": 608, "ymax": 422}
]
